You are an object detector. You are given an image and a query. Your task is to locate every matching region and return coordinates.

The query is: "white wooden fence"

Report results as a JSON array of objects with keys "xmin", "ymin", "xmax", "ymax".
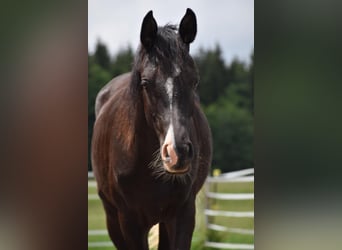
[
  {"xmin": 88, "ymin": 168, "xmax": 254, "ymax": 249},
  {"xmin": 204, "ymin": 168, "xmax": 254, "ymax": 249}
]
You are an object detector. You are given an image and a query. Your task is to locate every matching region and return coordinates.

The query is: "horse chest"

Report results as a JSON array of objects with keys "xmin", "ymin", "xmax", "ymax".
[{"xmin": 117, "ymin": 173, "xmax": 191, "ymax": 216}]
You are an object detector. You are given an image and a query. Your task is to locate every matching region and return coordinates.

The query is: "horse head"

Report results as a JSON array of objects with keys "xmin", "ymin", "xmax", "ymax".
[{"xmin": 133, "ymin": 9, "xmax": 199, "ymax": 175}]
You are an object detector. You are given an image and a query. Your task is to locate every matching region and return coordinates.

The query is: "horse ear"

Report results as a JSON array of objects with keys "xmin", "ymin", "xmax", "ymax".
[
  {"xmin": 179, "ymin": 8, "xmax": 197, "ymax": 44},
  {"xmin": 140, "ymin": 10, "xmax": 158, "ymax": 50}
]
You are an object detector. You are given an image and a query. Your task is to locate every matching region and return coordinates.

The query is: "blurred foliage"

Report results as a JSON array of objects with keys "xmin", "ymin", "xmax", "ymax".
[
  {"xmin": 88, "ymin": 41, "xmax": 254, "ymax": 172},
  {"xmin": 110, "ymin": 46, "xmax": 134, "ymax": 77},
  {"xmin": 195, "ymin": 45, "xmax": 229, "ymax": 106},
  {"xmin": 94, "ymin": 40, "xmax": 111, "ymax": 70},
  {"xmin": 205, "ymin": 88, "xmax": 253, "ymax": 172}
]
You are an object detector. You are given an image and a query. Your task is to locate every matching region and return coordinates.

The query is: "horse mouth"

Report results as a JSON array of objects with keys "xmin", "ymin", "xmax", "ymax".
[{"xmin": 163, "ymin": 161, "xmax": 190, "ymax": 174}]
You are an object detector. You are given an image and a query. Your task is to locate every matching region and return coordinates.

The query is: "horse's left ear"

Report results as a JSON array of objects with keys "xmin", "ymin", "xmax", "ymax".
[{"xmin": 179, "ymin": 8, "xmax": 197, "ymax": 44}]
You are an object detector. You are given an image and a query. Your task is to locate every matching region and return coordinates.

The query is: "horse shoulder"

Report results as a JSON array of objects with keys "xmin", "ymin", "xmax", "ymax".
[{"xmin": 92, "ymin": 72, "xmax": 140, "ymax": 194}]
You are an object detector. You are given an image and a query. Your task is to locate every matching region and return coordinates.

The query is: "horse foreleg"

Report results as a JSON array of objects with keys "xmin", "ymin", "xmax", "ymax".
[
  {"xmin": 158, "ymin": 222, "xmax": 173, "ymax": 250},
  {"xmin": 174, "ymin": 199, "xmax": 196, "ymax": 250},
  {"xmin": 159, "ymin": 198, "xmax": 196, "ymax": 250},
  {"xmin": 118, "ymin": 212, "xmax": 149, "ymax": 250},
  {"xmin": 100, "ymin": 198, "xmax": 127, "ymax": 250}
]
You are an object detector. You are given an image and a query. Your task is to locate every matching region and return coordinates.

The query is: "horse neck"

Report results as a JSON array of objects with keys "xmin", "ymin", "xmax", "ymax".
[{"xmin": 118, "ymin": 75, "xmax": 158, "ymax": 154}]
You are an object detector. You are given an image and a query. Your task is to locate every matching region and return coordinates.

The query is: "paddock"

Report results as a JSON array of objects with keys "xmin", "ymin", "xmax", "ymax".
[{"xmin": 88, "ymin": 168, "xmax": 254, "ymax": 249}]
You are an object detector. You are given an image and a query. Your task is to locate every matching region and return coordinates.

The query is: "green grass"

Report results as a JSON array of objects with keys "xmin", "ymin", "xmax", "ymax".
[{"xmin": 88, "ymin": 179, "xmax": 254, "ymax": 250}]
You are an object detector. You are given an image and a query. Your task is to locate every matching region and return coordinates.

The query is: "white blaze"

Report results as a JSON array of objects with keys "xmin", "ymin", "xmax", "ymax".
[
  {"xmin": 162, "ymin": 66, "xmax": 183, "ymax": 165},
  {"xmin": 164, "ymin": 63, "xmax": 182, "ymax": 147},
  {"xmin": 174, "ymin": 65, "xmax": 181, "ymax": 77},
  {"xmin": 165, "ymin": 77, "xmax": 173, "ymax": 104},
  {"xmin": 164, "ymin": 123, "xmax": 175, "ymax": 146},
  {"xmin": 164, "ymin": 77, "xmax": 175, "ymax": 146}
]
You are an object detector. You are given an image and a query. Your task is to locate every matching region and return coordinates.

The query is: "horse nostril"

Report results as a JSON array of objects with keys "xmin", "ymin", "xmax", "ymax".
[
  {"xmin": 162, "ymin": 144, "xmax": 170, "ymax": 160},
  {"xmin": 179, "ymin": 142, "xmax": 193, "ymax": 159},
  {"xmin": 187, "ymin": 142, "xmax": 193, "ymax": 158}
]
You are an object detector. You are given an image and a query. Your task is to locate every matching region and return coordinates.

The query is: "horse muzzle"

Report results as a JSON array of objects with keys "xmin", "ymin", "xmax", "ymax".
[{"xmin": 161, "ymin": 142, "xmax": 193, "ymax": 174}]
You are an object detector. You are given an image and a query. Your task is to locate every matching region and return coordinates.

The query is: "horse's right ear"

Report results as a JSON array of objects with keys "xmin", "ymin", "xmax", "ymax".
[{"xmin": 140, "ymin": 10, "xmax": 158, "ymax": 50}]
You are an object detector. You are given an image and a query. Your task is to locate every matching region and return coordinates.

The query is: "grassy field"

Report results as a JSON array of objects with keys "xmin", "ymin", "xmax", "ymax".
[{"xmin": 88, "ymin": 179, "xmax": 254, "ymax": 250}]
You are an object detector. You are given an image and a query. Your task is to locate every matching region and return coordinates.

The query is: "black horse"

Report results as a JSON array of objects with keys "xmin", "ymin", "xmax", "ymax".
[{"xmin": 92, "ymin": 8, "xmax": 212, "ymax": 250}]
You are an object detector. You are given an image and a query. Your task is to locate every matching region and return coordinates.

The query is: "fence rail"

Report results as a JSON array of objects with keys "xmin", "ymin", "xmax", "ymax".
[
  {"xmin": 205, "ymin": 209, "xmax": 254, "ymax": 218},
  {"xmin": 207, "ymin": 224, "xmax": 254, "ymax": 235},
  {"xmin": 206, "ymin": 192, "xmax": 254, "ymax": 200},
  {"xmin": 204, "ymin": 242, "xmax": 254, "ymax": 250},
  {"xmin": 206, "ymin": 175, "xmax": 254, "ymax": 183}
]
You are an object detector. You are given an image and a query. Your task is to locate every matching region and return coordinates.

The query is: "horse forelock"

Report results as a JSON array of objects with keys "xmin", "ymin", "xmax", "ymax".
[{"xmin": 133, "ymin": 25, "xmax": 190, "ymax": 75}]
